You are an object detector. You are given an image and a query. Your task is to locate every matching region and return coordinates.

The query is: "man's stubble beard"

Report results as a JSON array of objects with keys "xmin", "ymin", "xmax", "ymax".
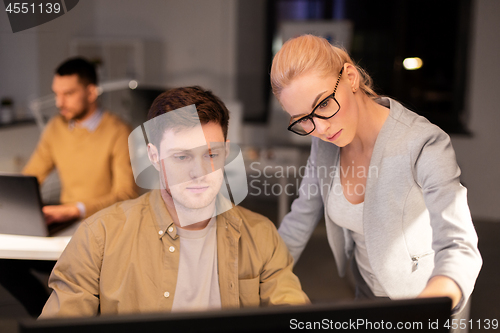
[
  {"xmin": 70, "ymin": 105, "xmax": 90, "ymax": 121},
  {"xmin": 60, "ymin": 98, "xmax": 91, "ymax": 121},
  {"xmin": 170, "ymin": 178, "xmax": 222, "ymax": 211}
]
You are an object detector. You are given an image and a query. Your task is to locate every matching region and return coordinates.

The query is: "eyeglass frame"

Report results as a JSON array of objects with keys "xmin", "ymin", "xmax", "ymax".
[{"xmin": 287, "ymin": 67, "xmax": 344, "ymax": 136}]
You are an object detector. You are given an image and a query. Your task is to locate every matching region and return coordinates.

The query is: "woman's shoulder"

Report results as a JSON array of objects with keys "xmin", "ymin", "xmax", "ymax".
[
  {"xmin": 378, "ymin": 98, "xmax": 458, "ymax": 178},
  {"xmin": 387, "ymin": 98, "xmax": 443, "ymax": 131},
  {"xmin": 384, "ymin": 98, "xmax": 450, "ymax": 146}
]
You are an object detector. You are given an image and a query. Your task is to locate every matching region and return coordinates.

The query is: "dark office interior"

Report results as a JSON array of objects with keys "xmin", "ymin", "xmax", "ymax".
[{"xmin": 0, "ymin": 1, "xmax": 499, "ymax": 332}]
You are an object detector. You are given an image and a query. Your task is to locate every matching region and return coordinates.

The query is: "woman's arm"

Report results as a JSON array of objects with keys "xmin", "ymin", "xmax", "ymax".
[
  {"xmin": 412, "ymin": 123, "xmax": 482, "ymax": 312},
  {"xmin": 278, "ymin": 137, "xmax": 326, "ymax": 263}
]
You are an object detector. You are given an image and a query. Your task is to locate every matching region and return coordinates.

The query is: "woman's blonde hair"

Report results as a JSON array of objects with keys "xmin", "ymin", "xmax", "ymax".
[{"xmin": 270, "ymin": 34, "xmax": 378, "ymax": 100}]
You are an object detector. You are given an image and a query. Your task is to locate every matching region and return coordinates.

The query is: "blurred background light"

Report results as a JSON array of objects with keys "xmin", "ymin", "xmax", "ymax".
[
  {"xmin": 403, "ymin": 57, "xmax": 423, "ymax": 70},
  {"xmin": 129, "ymin": 80, "xmax": 138, "ymax": 89}
]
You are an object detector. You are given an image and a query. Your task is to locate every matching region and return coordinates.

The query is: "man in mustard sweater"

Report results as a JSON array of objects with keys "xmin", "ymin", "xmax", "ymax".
[
  {"xmin": 0, "ymin": 58, "xmax": 138, "ymax": 317},
  {"xmin": 23, "ymin": 57, "xmax": 138, "ymax": 223}
]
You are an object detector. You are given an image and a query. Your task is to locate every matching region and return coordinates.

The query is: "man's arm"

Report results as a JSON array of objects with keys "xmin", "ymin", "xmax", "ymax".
[
  {"xmin": 23, "ymin": 122, "xmax": 56, "ymax": 184},
  {"xmin": 23, "ymin": 120, "xmax": 84, "ymax": 224},
  {"xmin": 259, "ymin": 222, "xmax": 310, "ymax": 306},
  {"xmin": 80, "ymin": 124, "xmax": 138, "ymax": 217},
  {"xmin": 39, "ymin": 220, "xmax": 103, "ymax": 318}
]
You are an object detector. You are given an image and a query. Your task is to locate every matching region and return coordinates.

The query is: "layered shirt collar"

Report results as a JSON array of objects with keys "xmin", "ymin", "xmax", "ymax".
[{"xmin": 68, "ymin": 108, "xmax": 103, "ymax": 132}]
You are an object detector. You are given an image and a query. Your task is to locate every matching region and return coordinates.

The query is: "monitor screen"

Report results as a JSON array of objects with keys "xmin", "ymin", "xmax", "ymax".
[{"xmin": 19, "ymin": 297, "xmax": 451, "ymax": 333}]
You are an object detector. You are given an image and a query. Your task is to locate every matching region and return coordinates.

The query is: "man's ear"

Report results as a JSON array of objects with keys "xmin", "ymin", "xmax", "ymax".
[
  {"xmin": 86, "ymin": 84, "xmax": 99, "ymax": 104},
  {"xmin": 225, "ymin": 139, "xmax": 231, "ymax": 159},
  {"xmin": 147, "ymin": 143, "xmax": 161, "ymax": 171}
]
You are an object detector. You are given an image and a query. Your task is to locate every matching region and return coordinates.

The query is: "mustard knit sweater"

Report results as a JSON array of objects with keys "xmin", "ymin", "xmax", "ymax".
[{"xmin": 23, "ymin": 112, "xmax": 138, "ymax": 218}]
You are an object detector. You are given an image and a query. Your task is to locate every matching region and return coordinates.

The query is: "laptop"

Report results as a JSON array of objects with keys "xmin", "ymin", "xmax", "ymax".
[{"xmin": 0, "ymin": 174, "xmax": 76, "ymax": 237}]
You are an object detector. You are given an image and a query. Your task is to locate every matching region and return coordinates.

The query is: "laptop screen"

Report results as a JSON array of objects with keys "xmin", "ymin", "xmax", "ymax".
[{"xmin": 0, "ymin": 174, "xmax": 48, "ymax": 237}]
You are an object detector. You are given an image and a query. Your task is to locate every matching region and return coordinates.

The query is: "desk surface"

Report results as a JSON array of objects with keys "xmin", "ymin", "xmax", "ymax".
[{"xmin": 0, "ymin": 221, "xmax": 80, "ymax": 261}]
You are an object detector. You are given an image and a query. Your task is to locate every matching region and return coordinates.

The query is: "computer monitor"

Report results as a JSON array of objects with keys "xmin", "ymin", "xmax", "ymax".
[
  {"xmin": 128, "ymin": 87, "xmax": 165, "ymax": 128},
  {"xmin": 19, "ymin": 297, "xmax": 451, "ymax": 333}
]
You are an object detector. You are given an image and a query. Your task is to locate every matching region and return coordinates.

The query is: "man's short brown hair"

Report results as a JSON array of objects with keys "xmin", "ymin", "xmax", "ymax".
[
  {"xmin": 146, "ymin": 86, "xmax": 230, "ymax": 148},
  {"xmin": 55, "ymin": 57, "xmax": 98, "ymax": 86}
]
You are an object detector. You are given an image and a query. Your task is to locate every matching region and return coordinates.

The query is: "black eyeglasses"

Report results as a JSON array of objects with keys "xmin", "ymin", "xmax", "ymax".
[{"xmin": 287, "ymin": 67, "xmax": 343, "ymax": 136}]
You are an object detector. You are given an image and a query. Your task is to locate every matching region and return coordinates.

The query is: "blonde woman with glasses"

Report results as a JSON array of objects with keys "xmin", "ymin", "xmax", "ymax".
[{"xmin": 271, "ymin": 34, "xmax": 481, "ymax": 316}]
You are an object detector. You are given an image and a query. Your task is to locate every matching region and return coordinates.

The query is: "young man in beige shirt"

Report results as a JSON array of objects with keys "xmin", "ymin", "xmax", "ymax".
[{"xmin": 40, "ymin": 86, "xmax": 309, "ymax": 317}]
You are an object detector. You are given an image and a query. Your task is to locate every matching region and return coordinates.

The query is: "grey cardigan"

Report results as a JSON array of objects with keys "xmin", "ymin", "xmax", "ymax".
[{"xmin": 278, "ymin": 97, "xmax": 482, "ymax": 310}]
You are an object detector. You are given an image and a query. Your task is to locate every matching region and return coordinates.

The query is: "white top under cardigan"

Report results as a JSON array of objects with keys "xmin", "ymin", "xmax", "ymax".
[
  {"xmin": 278, "ymin": 97, "xmax": 482, "ymax": 313},
  {"xmin": 327, "ymin": 158, "xmax": 387, "ymax": 297}
]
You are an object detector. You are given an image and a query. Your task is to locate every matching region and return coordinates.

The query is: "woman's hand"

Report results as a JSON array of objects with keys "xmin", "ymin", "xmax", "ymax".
[{"xmin": 417, "ymin": 275, "xmax": 462, "ymax": 309}]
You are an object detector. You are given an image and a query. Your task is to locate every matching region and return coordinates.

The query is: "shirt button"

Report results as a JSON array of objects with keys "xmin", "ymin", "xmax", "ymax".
[
  {"xmin": 169, "ymin": 246, "xmax": 175, "ymax": 253},
  {"xmin": 164, "ymin": 291, "xmax": 170, "ymax": 298},
  {"xmin": 158, "ymin": 230, "xmax": 164, "ymax": 235},
  {"xmin": 168, "ymin": 227, "xmax": 174, "ymax": 233},
  {"xmin": 230, "ymin": 282, "xmax": 234, "ymax": 289}
]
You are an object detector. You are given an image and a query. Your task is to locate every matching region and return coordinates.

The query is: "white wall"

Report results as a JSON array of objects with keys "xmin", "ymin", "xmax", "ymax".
[
  {"xmin": 33, "ymin": 0, "xmax": 238, "ymax": 99},
  {"xmin": 91, "ymin": 0, "xmax": 238, "ymax": 100},
  {"xmin": 0, "ymin": 0, "xmax": 239, "ymax": 171},
  {"xmin": 1, "ymin": 0, "xmax": 238, "ymax": 108},
  {"xmin": 451, "ymin": 0, "xmax": 500, "ymax": 221},
  {"xmin": 0, "ymin": 14, "xmax": 39, "ymax": 118},
  {"xmin": 35, "ymin": 1, "xmax": 97, "ymax": 97},
  {"xmin": 0, "ymin": 124, "xmax": 39, "ymax": 172}
]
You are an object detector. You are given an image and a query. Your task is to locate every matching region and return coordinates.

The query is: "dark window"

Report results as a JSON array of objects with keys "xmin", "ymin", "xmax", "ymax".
[{"xmin": 267, "ymin": 0, "xmax": 473, "ymax": 134}]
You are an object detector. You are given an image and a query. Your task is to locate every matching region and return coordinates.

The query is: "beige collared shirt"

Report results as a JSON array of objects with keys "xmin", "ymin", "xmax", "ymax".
[{"xmin": 40, "ymin": 190, "xmax": 309, "ymax": 318}]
